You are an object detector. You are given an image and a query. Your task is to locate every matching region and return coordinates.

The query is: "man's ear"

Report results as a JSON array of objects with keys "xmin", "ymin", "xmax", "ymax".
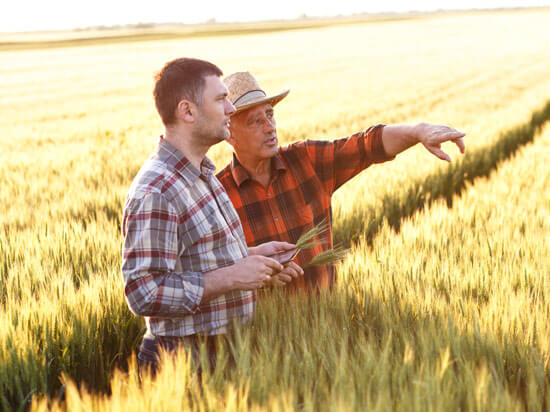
[{"xmin": 176, "ymin": 99, "xmax": 197, "ymax": 123}]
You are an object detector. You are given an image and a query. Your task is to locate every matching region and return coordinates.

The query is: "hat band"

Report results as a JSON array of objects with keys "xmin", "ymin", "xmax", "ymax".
[{"xmin": 233, "ymin": 89, "xmax": 266, "ymax": 106}]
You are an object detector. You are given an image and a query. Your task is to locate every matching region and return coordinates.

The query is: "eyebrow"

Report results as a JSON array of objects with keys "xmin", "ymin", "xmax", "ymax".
[
  {"xmin": 246, "ymin": 114, "xmax": 259, "ymax": 124},
  {"xmin": 247, "ymin": 107, "xmax": 273, "ymax": 123}
]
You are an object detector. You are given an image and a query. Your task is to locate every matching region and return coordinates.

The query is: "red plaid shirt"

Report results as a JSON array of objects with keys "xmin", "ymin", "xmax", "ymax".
[{"xmin": 217, "ymin": 125, "xmax": 394, "ymax": 292}]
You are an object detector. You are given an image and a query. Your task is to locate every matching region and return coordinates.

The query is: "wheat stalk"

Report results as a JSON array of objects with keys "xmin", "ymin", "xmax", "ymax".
[
  {"xmin": 302, "ymin": 245, "xmax": 348, "ymax": 268},
  {"xmin": 295, "ymin": 220, "xmax": 348, "ymax": 267},
  {"xmin": 295, "ymin": 220, "xmax": 329, "ymax": 251}
]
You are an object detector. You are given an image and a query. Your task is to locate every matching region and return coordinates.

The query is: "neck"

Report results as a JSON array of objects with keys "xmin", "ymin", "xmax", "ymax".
[
  {"xmin": 164, "ymin": 128, "xmax": 209, "ymax": 170},
  {"xmin": 237, "ymin": 154, "xmax": 272, "ymax": 187}
]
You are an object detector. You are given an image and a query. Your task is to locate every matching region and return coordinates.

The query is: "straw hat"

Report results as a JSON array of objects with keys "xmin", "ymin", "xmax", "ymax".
[{"xmin": 224, "ymin": 71, "xmax": 290, "ymax": 115}]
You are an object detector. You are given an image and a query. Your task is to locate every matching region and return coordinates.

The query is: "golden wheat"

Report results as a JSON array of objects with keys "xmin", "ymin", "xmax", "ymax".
[{"xmin": 1, "ymin": 8, "xmax": 549, "ymax": 410}]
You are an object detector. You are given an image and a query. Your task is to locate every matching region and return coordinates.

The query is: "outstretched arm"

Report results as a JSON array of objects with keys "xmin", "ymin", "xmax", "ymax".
[{"xmin": 381, "ymin": 123, "xmax": 466, "ymax": 161}]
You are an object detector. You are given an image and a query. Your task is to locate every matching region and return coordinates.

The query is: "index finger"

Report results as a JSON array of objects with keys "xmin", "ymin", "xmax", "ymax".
[
  {"xmin": 261, "ymin": 256, "xmax": 285, "ymax": 273},
  {"xmin": 453, "ymin": 137, "xmax": 466, "ymax": 153},
  {"xmin": 270, "ymin": 241, "xmax": 296, "ymax": 252},
  {"xmin": 283, "ymin": 261, "xmax": 304, "ymax": 277},
  {"xmin": 436, "ymin": 130, "xmax": 465, "ymax": 142}
]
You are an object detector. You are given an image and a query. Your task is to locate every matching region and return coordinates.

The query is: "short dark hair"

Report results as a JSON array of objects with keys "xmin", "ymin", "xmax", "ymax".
[{"xmin": 153, "ymin": 58, "xmax": 223, "ymax": 126}]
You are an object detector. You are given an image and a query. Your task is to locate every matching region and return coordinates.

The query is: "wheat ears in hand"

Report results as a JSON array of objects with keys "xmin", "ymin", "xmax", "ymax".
[{"xmin": 295, "ymin": 220, "xmax": 348, "ymax": 268}]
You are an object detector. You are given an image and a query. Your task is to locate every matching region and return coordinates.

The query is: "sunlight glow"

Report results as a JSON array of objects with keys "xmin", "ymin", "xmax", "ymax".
[{"xmin": 2, "ymin": 0, "xmax": 550, "ymax": 32}]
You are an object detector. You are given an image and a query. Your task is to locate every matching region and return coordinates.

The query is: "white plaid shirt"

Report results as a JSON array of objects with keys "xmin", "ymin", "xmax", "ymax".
[{"xmin": 122, "ymin": 138, "xmax": 254, "ymax": 336}]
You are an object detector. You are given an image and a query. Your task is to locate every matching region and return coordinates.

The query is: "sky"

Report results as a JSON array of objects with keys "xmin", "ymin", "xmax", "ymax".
[{"xmin": 2, "ymin": 0, "xmax": 550, "ymax": 32}]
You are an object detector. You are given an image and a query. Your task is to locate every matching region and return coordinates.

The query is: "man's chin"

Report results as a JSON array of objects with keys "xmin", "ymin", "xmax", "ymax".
[
  {"xmin": 212, "ymin": 136, "xmax": 226, "ymax": 146},
  {"xmin": 264, "ymin": 146, "xmax": 279, "ymax": 158},
  {"xmin": 212, "ymin": 129, "xmax": 231, "ymax": 144},
  {"xmin": 220, "ymin": 127, "xmax": 231, "ymax": 141}
]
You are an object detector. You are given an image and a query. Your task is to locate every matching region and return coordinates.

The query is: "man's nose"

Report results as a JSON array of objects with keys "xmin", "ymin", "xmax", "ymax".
[
  {"xmin": 264, "ymin": 117, "xmax": 275, "ymax": 133},
  {"xmin": 225, "ymin": 100, "xmax": 236, "ymax": 116}
]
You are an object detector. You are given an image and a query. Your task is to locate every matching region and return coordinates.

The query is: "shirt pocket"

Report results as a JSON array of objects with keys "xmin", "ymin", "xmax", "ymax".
[{"xmin": 295, "ymin": 203, "xmax": 314, "ymax": 226}]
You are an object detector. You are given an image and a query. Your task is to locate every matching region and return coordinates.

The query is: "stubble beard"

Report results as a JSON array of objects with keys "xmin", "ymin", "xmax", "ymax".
[{"xmin": 193, "ymin": 115, "xmax": 227, "ymax": 148}]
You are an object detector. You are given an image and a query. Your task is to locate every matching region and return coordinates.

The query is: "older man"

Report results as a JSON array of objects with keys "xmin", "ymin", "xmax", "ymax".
[
  {"xmin": 122, "ymin": 60, "xmax": 298, "ymax": 376},
  {"xmin": 217, "ymin": 71, "xmax": 465, "ymax": 292}
]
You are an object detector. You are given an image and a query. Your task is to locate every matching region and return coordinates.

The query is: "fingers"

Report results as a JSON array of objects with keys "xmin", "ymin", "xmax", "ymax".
[
  {"xmin": 270, "ymin": 276, "xmax": 287, "ymax": 287},
  {"xmin": 427, "ymin": 145, "xmax": 451, "ymax": 162},
  {"xmin": 282, "ymin": 262, "xmax": 304, "ymax": 279},
  {"xmin": 269, "ymin": 241, "xmax": 296, "ymax": 252},
  {"xmin": 255, "ymin": 273, "xmax": 271, "ymax": 288},
  {"xmin": 261, "ymin": 256, "xmax": 284, "ymax": 274},
  {"xmin": 426, "ymin": 128, "xmax": 466, "ymax": 161},
  {"xmin": 267, "ymin": 273, "xmax": 293, "ymax": 287},
  {"xmin": 271, "ymin": 262, "xmax": 305, "ymax": 287},
  {"xmin": 445, "ymin": 130, "xmax": 465, "ymax": 139},
  {"xmin": 422, "ymin": 123, "xmax": 463, "ymax": 142},
  {"xmin": 454, "ymin": 137, "xmax": 466, "ymax": 153},
  {"xmin": 254, "ymin": 273, "xmax": 272, "ymax": 289},
  {"xmin": 275, "ymin": 273, "xmax": 293, "ymax": 283},
  {"xmin": 247, "ymin": 257, "xmax": 305, "ymax": 288},
  {"xmin": 253, "ymin": 241, "xmax": 297, "ymax": 258},
  {"xmin": 432, "ymin": 129, "xmax": 465, "ymax": 144},
  {"xmin": 263, "ymin": 261, "xmax": 305, "ymax": 287}
]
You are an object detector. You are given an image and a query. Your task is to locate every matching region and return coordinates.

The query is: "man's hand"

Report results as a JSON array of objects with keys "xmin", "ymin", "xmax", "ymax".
[
  {"xmin": 266, "ymin": 261, "xmax": 304, "ymax": 286},
  {"xmin": 248, "ymin": 241, "xmax": 303, "ymax": 287},
  {"xmin": 415, "ymin": 122, "xmax": 466, "ymax": 162},
  {"xmin": 249, "ymin": 241, "xmax": 296, "ymax": 257},
  {"xmin": 381, "ymin": 123, "xmax": 466, "ymax": 160},
  {"xmin": 202, "ymin": 255, "xmax": 283, "ymax": 301},
  {"xmin": 230, "ymin": 255, "xmax": 284, "ymax": 290}
]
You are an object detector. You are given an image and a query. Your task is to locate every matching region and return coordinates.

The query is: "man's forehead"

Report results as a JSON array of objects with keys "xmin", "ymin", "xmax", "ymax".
[
  {"xmin": 204, "ymin": 75, "xmax": 227, "ymax": 95},
  {"xmin": 242, "ymin": 103, "xmax": 273, "ymax": 118}
]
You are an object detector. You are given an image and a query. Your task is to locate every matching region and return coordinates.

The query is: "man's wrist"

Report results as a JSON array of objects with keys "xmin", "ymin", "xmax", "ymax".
[
  {"xmin": 412, "ymin": 122, "xmax": 426, "ymax": 144},
  {"xmin": 215, "ymin": 265, "xmax": 236, "ymax": 291},
  {"xmin": 203, "ymin": 265, "xmax": 236, "ymax": 301}
]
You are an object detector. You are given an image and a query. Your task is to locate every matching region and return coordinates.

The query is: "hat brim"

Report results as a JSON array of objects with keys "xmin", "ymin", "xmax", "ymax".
[{"xmin": 231, "ymin": 89, "xmax": 290, "ymax": 116}]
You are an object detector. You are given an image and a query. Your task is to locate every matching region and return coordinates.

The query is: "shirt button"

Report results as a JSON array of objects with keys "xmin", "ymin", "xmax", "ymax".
[
  {"xmin": 267, "ymin": 193, "xmax": 271, "ymax": 197},
  {"xmin": 274, "ymin": 217, "xmax": 279, "ymax": 221}
]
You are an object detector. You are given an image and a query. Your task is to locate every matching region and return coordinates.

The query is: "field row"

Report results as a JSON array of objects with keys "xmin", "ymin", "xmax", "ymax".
[{"xmin": 3, "ymin": 11, "xmax": 550, "ymax": 235}]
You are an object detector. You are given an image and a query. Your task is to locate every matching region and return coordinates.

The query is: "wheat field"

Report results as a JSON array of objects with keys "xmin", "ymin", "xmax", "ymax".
[{"xmin": 1, "ymin": 8, "xmax": 550, "ymax": 411}]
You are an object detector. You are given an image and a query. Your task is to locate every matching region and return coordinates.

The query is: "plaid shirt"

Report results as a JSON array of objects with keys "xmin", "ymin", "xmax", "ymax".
[
  {"xmin": 122, "ymin": 138, "xmax": 253, "ymax": 337},
  {"xmin": 217, "ymin": 125, "xmax": 393, "ymax": 291}
]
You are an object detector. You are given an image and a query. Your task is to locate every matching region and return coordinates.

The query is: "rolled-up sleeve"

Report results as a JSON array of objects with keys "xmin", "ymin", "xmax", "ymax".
[
  {"xmin": 121, "ymin": 192, "xmax": 204, "ymax": 318},
  {"xmin": 304, "ymin": 124, "xmax": 395, "ymax": 195}
]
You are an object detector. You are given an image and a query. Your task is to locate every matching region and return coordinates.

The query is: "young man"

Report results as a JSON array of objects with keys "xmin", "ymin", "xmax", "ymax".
[
  {"xmin": 121, "ymin": 59, "xmax": 302, "ymax": 376},
  {"xmin": 217, "ymin": 71, "xmax": 466, "ymax": 292}
]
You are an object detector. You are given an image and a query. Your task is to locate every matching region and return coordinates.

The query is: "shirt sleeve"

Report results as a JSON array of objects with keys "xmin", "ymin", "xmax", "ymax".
[
  {"xmin": 304, "ymin": 124, "xmax": 395, "ymax": 195},
  {"xmin": 121, "ymin": 192, "xmax": 204, "ymax": 318}
]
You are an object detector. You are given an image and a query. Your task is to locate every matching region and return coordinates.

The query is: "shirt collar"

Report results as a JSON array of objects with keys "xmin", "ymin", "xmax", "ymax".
[
  {"xmin": 156, "ymin": 137, "xmax": 216, "ymax": 185},
  {"xmin": 230, "ymin": 152, "xmax": 287, "ymax": 187}
]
